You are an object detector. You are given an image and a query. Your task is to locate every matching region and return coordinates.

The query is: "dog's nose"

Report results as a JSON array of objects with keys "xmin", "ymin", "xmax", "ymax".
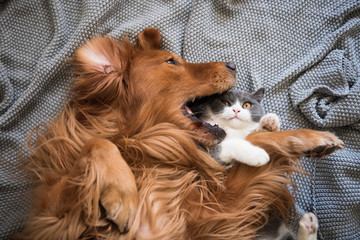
[{"xmin": 226, "ymin": 62, "xmax": 236, "ymax": 72}]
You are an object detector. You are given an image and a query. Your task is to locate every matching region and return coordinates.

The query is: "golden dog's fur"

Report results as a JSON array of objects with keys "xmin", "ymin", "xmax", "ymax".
[{"xmin": 18, "ymin": 28, "xmax": 344, "ymax": 240}]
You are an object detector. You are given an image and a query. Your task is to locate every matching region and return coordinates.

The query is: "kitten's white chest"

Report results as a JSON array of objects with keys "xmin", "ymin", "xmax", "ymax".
[{"xmin": 223, "ymin": 127, "xmax": 251, "ymax": 139}]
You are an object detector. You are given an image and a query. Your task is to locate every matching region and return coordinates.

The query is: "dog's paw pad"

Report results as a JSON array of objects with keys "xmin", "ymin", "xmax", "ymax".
[{"xmin": 259, "ymin": 113, "xmax": 280, "ymax": 132}]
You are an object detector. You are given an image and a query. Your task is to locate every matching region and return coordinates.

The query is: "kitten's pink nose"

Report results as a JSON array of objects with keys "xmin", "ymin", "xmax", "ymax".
[{"xmin": 233, "ymin": 109, "xmax": 241, "ymax": 114}]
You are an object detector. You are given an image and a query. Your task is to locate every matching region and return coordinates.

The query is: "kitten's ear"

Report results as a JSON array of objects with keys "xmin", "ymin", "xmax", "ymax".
[
  {"xmin": 252, "ymin": 88, "xmax": 265, "ymax": 102},
  {"xmin": 72, "ymin": 36, "xmax": 133, "ymax": 102},
  {"xmin": 137, "ymin": 28, "xmax": 162, "ymax": 50}
]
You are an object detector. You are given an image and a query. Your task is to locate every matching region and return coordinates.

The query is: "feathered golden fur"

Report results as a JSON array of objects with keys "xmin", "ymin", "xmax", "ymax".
[{"xmin": 17, "ymin": 28, "xmax": 344, "ymax": 240}]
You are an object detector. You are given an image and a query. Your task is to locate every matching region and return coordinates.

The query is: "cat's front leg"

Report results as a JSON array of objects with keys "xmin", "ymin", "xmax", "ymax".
[
  {"xmin": 219, "ymin": 139, "xmax": 270, "ymax": 167},
  {"xmin": 257, "ymin": 113, "xmax": 280, "ymax": 132}
]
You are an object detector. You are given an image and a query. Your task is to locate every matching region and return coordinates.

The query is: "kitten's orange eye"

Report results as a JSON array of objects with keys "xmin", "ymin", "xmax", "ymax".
[
  {"xmin": 221, "ymin": 100, "xmax": 231, "ymax": 106},
  {"xmin": 243, "ymin": 102, "xmax": 252, "ymax": 109}
]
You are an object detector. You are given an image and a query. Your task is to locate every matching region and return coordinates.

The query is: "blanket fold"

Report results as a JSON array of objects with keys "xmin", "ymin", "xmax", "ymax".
[{"xmin": 290, "ymin": 16, "xmax": 360, "ymax": 128}]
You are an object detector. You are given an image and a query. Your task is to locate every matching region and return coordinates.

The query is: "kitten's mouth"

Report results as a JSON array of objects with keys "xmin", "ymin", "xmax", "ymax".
[
  {"xmin": 230, "ymin": 116, "xmax": 242, "ymax": 120},
  {"xmin": 182, "ymin": 95, "xmax": 227, "ymax": 147}
]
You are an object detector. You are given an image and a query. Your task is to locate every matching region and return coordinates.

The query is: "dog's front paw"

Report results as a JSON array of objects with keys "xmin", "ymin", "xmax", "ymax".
[
  {"xmin": 258, "ymin": 113, "xmax": 280, "ymax": 132},
  {"xmin": 101, "ymin": 184, "xmax": 138, "ymax": 233},
  {"xmin": 297, "ymin": 213, "xmax": 318, "ymax": 240},
  {"xmin": 82, "ymin": 138, "xmax": 139, "ymax": 234},
  {"xmin": 301, "ymin": 131, "xmax": 345, "ymax": 158}
]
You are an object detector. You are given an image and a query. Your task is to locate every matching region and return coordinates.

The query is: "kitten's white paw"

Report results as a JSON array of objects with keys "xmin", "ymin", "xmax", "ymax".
[
  {"xmin": 219, "ymin": 147, "xmax": 235, "ymax": 164},
  {"xmin": 220, "ymin": 140, "xmax": 270, "ymax": 167},
  {"xmin": 242, "ymin": 146, "xmax": 270, "ymax": 167},
  {"xmin": 297, "ymin": 213, "xmax": 318, "ymax": 240},
  {"xmin": 258, "ymin": 113, "xmax": 280, "ymax": 132}
]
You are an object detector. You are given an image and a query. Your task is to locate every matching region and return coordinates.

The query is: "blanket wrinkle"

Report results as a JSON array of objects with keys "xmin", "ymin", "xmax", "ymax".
[
  {"xmin": 290, "ymin": 16, "xmax": 360, "ymax": 128},
  {"xmin": 0, "ymin": 63, "xmax": 13, "ymax": 115}
]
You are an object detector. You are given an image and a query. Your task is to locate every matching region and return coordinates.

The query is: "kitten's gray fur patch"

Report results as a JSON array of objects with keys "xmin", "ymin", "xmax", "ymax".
[{"xmin": 203, "ymin": 88, "xmax": 265, "ymax": 122}]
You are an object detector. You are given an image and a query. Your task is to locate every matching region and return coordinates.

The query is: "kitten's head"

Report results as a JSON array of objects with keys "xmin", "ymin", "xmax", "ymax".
[{"xmin": 205, "ymin": 88, "xmax": 265, "ymax": 129}]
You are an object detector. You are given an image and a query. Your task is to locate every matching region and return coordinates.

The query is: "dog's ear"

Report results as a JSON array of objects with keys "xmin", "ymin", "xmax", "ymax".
[
  {"xmin": 137, "ymin": 28, "xmax": 161, "ymax": 50},
  {"xmin": 72, "ymin": 36, "xmax": 132, "ymax": 102},
  {"xmin": 73, "ymin": 36, "xmax": 129, "ymax": 76}
]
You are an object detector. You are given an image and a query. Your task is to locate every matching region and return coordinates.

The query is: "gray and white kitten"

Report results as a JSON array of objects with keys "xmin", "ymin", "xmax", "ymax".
[
  {"xmin": 196, "ymin": 88, "xmax": 280, "ymax": 167},
  {"xmin": 193, "ymin": 89, "xmax": 318, "ymax": 240}
]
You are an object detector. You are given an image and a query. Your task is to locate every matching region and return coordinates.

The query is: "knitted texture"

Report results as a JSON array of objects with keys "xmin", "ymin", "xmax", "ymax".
[{"xmin": 1, "ymin": 1, "xmax": 359, "ymax": 239}]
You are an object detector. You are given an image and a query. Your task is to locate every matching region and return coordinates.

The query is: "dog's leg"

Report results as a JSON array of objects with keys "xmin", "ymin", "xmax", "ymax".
[
  {"xmin": 246, "ymin": 129, "xmax": 344, "ymax": 159},
  {"xmin": 212, "ymin": 129, "xmax": 343, "ymax": 239},
  {"xmin": 17, "ymin": 138, "xmax": 138, "ymax": 239},
  {"xmin": 79, "ymin": 138, "xmax": 139, "ymax": 233}
]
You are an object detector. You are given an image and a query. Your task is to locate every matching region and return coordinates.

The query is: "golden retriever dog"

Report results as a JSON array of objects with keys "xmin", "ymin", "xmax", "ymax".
[{"xmin": 18, "ymin": 28, "xmax": 344, "ymax": 240}]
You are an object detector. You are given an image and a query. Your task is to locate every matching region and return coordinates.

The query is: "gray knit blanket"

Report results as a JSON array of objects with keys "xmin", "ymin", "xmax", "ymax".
[{"xmin": 1, "ymin": 1, "xmax": 359, "ymax": 239}]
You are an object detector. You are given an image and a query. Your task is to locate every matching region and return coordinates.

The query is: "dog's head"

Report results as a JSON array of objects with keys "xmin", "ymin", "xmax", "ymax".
[{"xmin": 72, "ymin": 28, "xmax": 236, "ymax": 146}]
